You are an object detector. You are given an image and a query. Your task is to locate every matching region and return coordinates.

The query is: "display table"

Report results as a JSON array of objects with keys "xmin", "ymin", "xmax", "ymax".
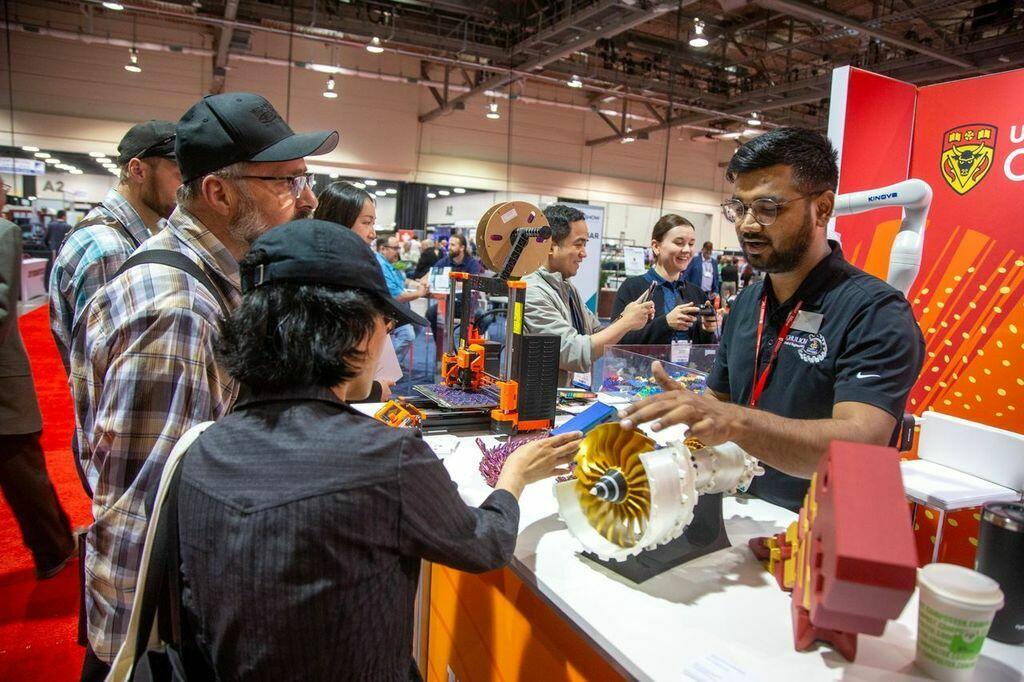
[
  {"xmin": 20, "ymin": 257, "xmax": 47, "ymax": 302},
  {"xmin": 352, "ymin": 405, "xmax": 1023, "ymax": 680}
]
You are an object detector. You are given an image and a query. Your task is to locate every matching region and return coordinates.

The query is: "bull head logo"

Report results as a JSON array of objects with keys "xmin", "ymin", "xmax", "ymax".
[{"xmin": 941, "ymin": 125, "xmax": 996, "ymax": 195}]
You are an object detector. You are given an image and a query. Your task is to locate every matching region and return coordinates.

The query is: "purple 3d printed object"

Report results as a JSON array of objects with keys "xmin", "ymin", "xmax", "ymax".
[{"xmin": 476, "ymin": 435, "xmax": 546, "ymax": 487}]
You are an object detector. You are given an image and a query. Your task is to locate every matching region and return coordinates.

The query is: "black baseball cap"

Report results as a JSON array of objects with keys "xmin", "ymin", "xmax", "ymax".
[
  {"xmin": 175, "ymin": 92, "xmax": 338, "ymax": 183},
  {"xmin": 241, "ymin": 219, "xmax": 428, "ymax": 327},
  {"xmin": 116, "ymin": 120, "xmax": 177, "ymax": 165}
]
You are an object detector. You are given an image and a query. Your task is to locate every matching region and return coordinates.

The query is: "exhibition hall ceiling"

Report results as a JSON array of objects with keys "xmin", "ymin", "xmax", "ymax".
[{"xmin": 5, "ymin": 0, "xmax": 1023, "ymax": 146}]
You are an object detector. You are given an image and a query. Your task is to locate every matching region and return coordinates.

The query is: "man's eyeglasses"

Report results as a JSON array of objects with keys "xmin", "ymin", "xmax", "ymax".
[
  {"xmin": 380, "ymin": 244, "xmax": 400, "ymax": 251},
  {"xmin": 237, "ymin": 172, "xmax": 316, "ymax": 198},
  {"xmin": 720, "ymin": 192, "xmax": 819, "ymax": 227}
]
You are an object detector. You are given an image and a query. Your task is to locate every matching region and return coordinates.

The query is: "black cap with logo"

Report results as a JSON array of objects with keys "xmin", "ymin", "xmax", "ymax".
[
  {"xmin": 241, "ymin": 219, "xmax": 428, "ymax": 327},
  {"xmin": 175, "ymin": 92, "xmax": 338, "ymax": 183},
  {"xmin": 116, "ymin": 120, "xmax": 177, "ymax": 165}
]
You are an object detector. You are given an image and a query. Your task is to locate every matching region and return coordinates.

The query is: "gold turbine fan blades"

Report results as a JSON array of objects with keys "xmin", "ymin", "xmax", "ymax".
[{"xmin": 572, "ymin": 424, "xmax": 657, "ymax": 548}]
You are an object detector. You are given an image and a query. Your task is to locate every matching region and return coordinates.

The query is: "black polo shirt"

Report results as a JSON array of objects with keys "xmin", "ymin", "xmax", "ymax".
[{"xmin": 708, "ymin": 242, "xmax": 924, "ymax": 511}]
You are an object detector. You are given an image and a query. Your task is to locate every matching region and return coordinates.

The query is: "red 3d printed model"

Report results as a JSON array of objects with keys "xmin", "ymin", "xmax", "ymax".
[{"xmin": 749, "ymin": 441, "xmax": 918, "ymax": 661}]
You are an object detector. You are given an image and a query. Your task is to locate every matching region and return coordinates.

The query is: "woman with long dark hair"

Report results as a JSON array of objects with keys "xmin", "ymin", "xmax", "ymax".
[
  {"xmin": 611, "ymin": 214, "xmax": 717, "ymax": 345},
  {"xmin": 314, "ymin": 181, "xmax": 377, "ymax": 245}
]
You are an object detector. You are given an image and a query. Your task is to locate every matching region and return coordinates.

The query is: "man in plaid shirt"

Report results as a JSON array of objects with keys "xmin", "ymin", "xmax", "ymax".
[
  {"xmin": 70, "ymin": 93, "xmax": 338, "ymax": 680},
  {"xmin": 48, "ymin": 121, "xmax": 181, "ymax": 376}
]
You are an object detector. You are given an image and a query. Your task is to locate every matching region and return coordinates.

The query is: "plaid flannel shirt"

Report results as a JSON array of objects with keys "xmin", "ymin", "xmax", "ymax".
[
  {"xmin": 48, "ymin": 188, "xmax": 155, "ymax": 370},
  {"xmin": 69, "ymin": 206, "xmax": 241, "ymax": 662}
]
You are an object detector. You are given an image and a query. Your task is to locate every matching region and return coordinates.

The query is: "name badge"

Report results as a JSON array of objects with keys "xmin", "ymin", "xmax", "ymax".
[{"xmin": 792, "ymin": 310, "xmax": 823, "ymax": 334}]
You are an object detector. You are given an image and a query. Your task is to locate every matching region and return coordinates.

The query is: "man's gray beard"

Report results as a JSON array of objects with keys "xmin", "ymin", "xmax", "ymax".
[{"xmin": 228, "ymin": 187, "xmax": 315, "ymax": 246}]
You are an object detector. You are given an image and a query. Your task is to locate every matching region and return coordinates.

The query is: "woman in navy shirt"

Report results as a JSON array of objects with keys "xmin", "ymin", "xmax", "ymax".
[{"xmin": 611, "ymin": 214, "xmax": 717, "ymax": 345}]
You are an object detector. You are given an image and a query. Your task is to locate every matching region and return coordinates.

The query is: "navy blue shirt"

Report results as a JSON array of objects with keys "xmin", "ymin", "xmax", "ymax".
[{"xmin": 708, "ymin": 243, "xmax": 924, "ymax": 511}]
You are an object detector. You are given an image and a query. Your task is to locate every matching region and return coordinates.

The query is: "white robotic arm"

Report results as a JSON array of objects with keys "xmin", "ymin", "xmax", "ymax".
[{"xmin": 831, "ymin": 179, "xmax": 932, "ymax": 296}]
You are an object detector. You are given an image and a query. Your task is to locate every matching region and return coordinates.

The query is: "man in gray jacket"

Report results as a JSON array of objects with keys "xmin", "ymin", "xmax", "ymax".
[
  {"xmin": 523, "ymin": 204, "xmax": 653, "ymax": 387},
  {"xmin": 0, "ymin": 181, "xmax": 76, "ymax": 579}
]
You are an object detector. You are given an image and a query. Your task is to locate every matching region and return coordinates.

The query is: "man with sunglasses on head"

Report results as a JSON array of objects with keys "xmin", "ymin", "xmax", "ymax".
[
  {"xmin": 70, "ymin": 92, "xmax": 337, "ymax": 681},
  {"xmin": 49, "ymin": 120, "xmax": 181, "ymax": 372},
  {"xmin": 619, "ymin": 127, "xmax": 924, "ymax": 512}
]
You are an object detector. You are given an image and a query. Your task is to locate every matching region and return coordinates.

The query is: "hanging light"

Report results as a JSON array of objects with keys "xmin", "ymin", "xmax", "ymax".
[
  {"xmin": 322, "ymin": 76, "xmax": 338, "ymax": 99},
  {"xmin": 689, "ymin": 19, "xmax": 709, "ymax": 48},
  {"xmin": 621, "ymin": 127, "xmax": 636, "ymax": 144},
  {"xmin": 364, "ymin": 179, "xmax": 378, "ymax": 186},
  {"xmin": 438, "ymin": 190, "xmax": 450, "ymax": 196},
  {"xmin": 353, "ymin": 182, "xmax": 366, "ymax": 189},
  {"xmin": 567, "ymin": 74, "xmax": 584, "ymax": 89},
  {"xmin": 385, "ymin": 188, "xmax": 397, "ymax": 195},
  {"xmin": 21, "ymin": 146, "xmax": 39, "ymax": 152},
  {"xmin": 366, "ymin": 36, "xmax": 385, "ymax": 54},
  {"xmin": 102, "ymin": 2, "xmax": 125, "ymax": 9},
  {"xmin": 427, "ymin": 192, "xmax": 437, "ymax": 199},
  {"xmin": 374, "ymin": 190, "xmax": 387, "ymax": 197},
  {"xmin": 45, "ymin": 158, "xmax": 61, "ymax": 165},
  {"xmin": 486, "ymin": 101, "xmax": 500, "ymax": 120},
  {"xmin": 33, "ymin": 152, "xmax": 50, "ymax": 158},
  {"xmin": 124, "ymin": 48, "xmax": 142, "ymax": 73},
  {"xmin": 453, "ymin": 187, "xmax": 466, "ymax": 194},
  {"xmin": 746, "ymin": 112, "xmax": 762, "ymax": 126},
  {"xmin": 89, "ymin": 152, "xmax": 108, "ymax": 158}
]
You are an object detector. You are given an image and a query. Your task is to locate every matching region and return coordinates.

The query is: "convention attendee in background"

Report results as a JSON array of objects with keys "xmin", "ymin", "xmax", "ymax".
[
  {"xmin": 720, "ymin": 255, "xmax": 739, "ymax": 291},
  {"xmin": 438, "ymin": 236, "xmax": 449, "ymax": 254},
  {"xmin": 740, "ymin": 261, "xmax": 755, "ymax": 288},
  {"xmin": 523, "ymin": 204, "xmax": 654, "ymax": 387},
  {"xmin": 0, "ymin": 183, "xmax": 76, "ymax": 581},
  {"xmin": 375, "ymin": 235, "xmax": 428, "ymax": 379},
  {"xmin": 44, "ymin": 209, "xmax": 71, "ymax": 257},
  {"xmin": 49, "ymin": 120, "xmax": 181, "ymax": 371},
  {"xmin": 168, "ymin": 220, "xmax": 582, "ymax": 679},
  {"xmin": 434, "ymin": 232, "xmax": 483, "ymax": 275},
  {"xmin": 619, "ymin": 127, "xmax": 924, "ymax": 513},
  {"xmin": 70, "ymin": 92, "xmax": 337, "ymax": 681},
  {"xmin": 611, "ymin": 214, "xmax": 716, "ymax": 345},
  {"xmin": 411, "ymin": 238, "xmax": 442, "ymax": 279},
  {"xmin": 402, "ymin": 237, "xmax": 421, "ymax": 263},
  {"xmin": 683, "ymin": 240, "xmax": 719, "ymax": 296},
  {"xmin": 314, "ymin": 180, "xmax": 377, "ymax": 245}
]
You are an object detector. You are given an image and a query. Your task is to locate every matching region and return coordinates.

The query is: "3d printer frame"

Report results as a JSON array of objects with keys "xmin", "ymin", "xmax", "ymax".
[{"xmin": 440, "ymin": 271, "xmax": 553, "ymax": 433}]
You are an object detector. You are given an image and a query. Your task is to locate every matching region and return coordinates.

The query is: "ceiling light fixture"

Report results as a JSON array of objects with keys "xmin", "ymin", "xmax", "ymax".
[
  {"xmin": 45, "ymin": 158, "xmax": 61, "ymax": 165},
  {"xmin": 621, "ymin": 127, "xmax": 636, "ymax": 144},
  {"xmin": 364, "ymin": 179, "xmax": 378, "ymax": 186},
  {"xmin": 486, "ymin": 101, "xmax": 500, "ymax": 120},
  {"xmin": 124, "ymin": 48, "xmax": 142, "ymax": 73},
  {"xmin": 69, "ymin": 169, "xmax": 84, "ymax": 175},
  {"xmin": 567, "ymin": 74, "xmax": 584, "ymax": 89},
  {"xmin": 34, "ymin": 152, "xmax": 50, "ymax": 158},
  {"xmin": 385, "ymin": 188, "xmax": 397, "ymax": 195},
  {"xmin": 322, "ymin": 76, "xmax": 338, "ymax": 99},
  {"xmin": 689, "ymin": 19, "xmax": 709, "ymax": 48},
  {"xmin": 89, "ymin": 152, "xmax": 108, "ymax": 158},
  {"xmin": 353, "ymin": 182, "xmax": 366, "ymax": 189},
  {"xmin": 366, "ymin": 36, "xmax": 385, "ymax": 54},
  {"xmin": 427, "ymin": 192, "xmax": 436, "ymax": 199},
  {"xmin": 102, "ymin": 2, "xmax": 125, "ymax": 9},
  {"xmin": 746, "ymin": 112, "xmax": 762, "ymax": 126},
  {"xmin": 21, "ymin": 146, "xmax": 39, "ymax": 152},
  {"xmin": 453, "ymin": 188, "xmax": 466, "ymax": 194},
  {"xmin": 438, "ymin": 190, "xmax": 450, "ymax": 196},
  {"xmin": 374, "ymin": 190, "xmax": 387, "ymax": 197},
  {"xmin": 743, "ymin": 128, "xmax": 762, "ymax": 137}
]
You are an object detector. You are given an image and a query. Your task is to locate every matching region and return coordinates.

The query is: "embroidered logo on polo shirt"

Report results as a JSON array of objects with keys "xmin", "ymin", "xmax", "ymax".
[{"xmin": 785, "ymin": 332, "xmax": 829, "ymax": 364}]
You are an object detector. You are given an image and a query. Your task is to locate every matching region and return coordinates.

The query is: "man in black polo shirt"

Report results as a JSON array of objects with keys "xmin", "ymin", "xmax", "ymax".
[{"xmin": 619, "ymin": 127, "xmax": 924, "ymax": 511}]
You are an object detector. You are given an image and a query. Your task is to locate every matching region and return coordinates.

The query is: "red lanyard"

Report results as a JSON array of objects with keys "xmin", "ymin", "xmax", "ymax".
[{"xmin": 749, "ymin": 295, "xmax": 802, "ymax": 408}]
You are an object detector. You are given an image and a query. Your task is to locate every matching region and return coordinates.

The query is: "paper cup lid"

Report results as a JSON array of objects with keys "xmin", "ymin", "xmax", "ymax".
[{"xmin": 919, "ymin": 563, "xmax": 1005, "ymax": 609}]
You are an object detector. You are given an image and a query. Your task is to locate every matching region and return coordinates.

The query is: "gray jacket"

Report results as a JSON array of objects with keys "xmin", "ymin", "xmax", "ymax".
[
  {"xmin": 0, "ymin": 219, "xmax": 43, "ymax": 434},
  {"xmin": 522, "ymin": 266, "xmax": 602, "ymax": 387}
]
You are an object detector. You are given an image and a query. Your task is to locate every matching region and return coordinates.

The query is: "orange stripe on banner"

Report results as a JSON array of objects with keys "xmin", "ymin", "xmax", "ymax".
[{"xmin": 861, "ymin": 218, "xmax": 901, "ymax": 279}]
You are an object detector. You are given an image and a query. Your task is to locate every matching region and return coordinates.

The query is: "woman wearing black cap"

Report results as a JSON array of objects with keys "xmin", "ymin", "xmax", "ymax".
[{"xmin": 156, "ymin": 220, "xmax": 581, "ymax": 680}]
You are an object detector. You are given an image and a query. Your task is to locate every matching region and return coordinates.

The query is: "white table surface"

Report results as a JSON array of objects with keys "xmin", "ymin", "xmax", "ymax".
[{"xmin": 354, "ymin": 403, "xmax": 1024, "ymax": 681}]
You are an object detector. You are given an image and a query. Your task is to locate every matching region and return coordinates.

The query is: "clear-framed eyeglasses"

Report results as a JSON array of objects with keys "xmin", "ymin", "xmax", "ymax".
[
  {"xmin": 720, "ymin": 192, "xmax": 819, "ymax": 227},
  {"xmin": 237, "ymin": 172, "xmax": 316, "ymax": 198}
]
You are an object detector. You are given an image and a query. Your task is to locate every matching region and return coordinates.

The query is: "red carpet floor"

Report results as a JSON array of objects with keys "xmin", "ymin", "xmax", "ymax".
[{"xmin": 1, "ymin": 306, "xmax": 94, "ymax": 680}]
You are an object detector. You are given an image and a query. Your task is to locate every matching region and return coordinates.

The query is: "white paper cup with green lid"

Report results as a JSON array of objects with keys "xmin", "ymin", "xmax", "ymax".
[{"xmin": 915, "ymin": 563, "xmax": 1005, "ymax": 681}]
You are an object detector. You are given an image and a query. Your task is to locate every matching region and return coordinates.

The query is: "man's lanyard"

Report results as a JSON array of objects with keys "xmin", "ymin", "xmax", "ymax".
[{"xmin": 749, "ymin": 294, "xmax": 802, "ymax": 408}]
